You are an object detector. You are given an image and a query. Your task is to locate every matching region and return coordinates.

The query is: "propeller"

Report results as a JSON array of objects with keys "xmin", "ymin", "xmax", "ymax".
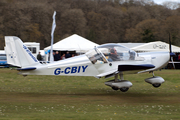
[{"xmin": 169, "ymin": 33, "xmax": 176, "ymax": 69}]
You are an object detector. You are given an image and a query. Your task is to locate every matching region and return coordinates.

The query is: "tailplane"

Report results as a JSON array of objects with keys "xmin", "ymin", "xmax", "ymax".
[{"xmin": 4, "ymin": 36, "xmax": 40, "ymax": 68}]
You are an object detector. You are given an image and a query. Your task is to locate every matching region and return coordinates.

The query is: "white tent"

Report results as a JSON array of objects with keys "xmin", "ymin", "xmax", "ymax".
[
  {"xmin": 44, "ymin": 34, "xmax": 99, "ymax": 53},
  {"xmin": 128, "ymin": 41, "xmax": 180, "ymax": 53}
]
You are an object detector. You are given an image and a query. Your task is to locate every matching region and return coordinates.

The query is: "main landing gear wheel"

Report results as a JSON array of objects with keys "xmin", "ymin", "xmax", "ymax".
[
  {"xmin": 105, "ymin": 73, "xmax": 132, "ymax": 92},
  {"xmin": 112, "ymin": 86, "xmax": 119, "ymax": 91},
  {"xmin": 152, "ymin": 83, "xmax": 161, "ymax": 88},
  {"xmin": 119, "ymin": 87, "xmax": 129, "ymax": 92}
]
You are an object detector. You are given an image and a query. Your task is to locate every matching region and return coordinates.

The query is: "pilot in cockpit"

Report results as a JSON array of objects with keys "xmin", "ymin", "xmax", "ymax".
[
  {"xmin": 129, "ymin": 50, "xmax": 135, "ymax": 60},
  {"xmin": 108, "ymin": 48, "xmax": 120, "ymax": 61}
]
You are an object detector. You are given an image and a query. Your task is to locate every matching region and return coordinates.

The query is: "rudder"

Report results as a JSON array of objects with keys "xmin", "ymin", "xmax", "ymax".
[{"xmin": 4, "ymin": 36, "xmax": 40, "ymax": 68}]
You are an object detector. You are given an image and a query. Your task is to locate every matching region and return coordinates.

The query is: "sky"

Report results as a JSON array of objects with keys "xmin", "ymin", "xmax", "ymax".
[{"xmin": 153, "ymin": 0, "xmax": 180, "ymax": 4}]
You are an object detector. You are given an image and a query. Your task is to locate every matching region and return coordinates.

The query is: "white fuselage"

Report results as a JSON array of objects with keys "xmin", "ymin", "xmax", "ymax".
[
  {"xmin": 19, "ymin": 51, "xmax": 170, "ymax": 77},
  {"xmin": 4, "ymin": 36, "xmax": 170, "ymax": 78}
]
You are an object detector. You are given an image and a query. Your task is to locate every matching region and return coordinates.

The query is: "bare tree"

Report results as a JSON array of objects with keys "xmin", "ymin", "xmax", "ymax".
[
  {"xmin": 0, "ymin": 0, "xmax": 180, "ymax": 49},
  {"xmin": 125, "ymin": 19, "xmax": 161, "ymax": 42},
  {"xmin": 162, "ymin": 16, "xmax": 180, "ymax": 46},
  {"xmin": 86, "ymin": 11, "xmax": 106, "ymax": 43},
  {"xmin": 126, "ymin": 6, "xmax": 151, "ymax": 28},
  {"xmin": 144, "ymin": 4, "xmax": 172, "ymax": 20},
  {"xmin": 60, "ymin": 9, "xmax": 87, "ymax": 37},
  {"xmin": 162, "ymin": 1, "xmax": 180, "ymax": 10},
  {"xmin": 99, "ymin": 6, "xmax": 126, "ymax": 42}
]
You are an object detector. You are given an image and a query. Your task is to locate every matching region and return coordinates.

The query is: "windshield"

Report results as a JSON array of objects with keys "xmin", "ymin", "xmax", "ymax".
[
  {"xmin": 86, "ymin": 47, "xmax": 108, "ymax": 64},
  {"xmin": 86, "ymin": 43, "xmax": 137, "ymax": 64}
]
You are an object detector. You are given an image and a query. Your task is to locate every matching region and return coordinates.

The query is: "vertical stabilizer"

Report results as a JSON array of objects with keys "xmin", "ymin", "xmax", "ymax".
[{"xmin": 4, "ymin": 36, "xmax": 40, "ymax": 68}]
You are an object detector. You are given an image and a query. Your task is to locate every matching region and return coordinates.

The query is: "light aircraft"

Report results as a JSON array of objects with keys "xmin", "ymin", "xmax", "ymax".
[{"xmin": 4, "ymin": 36, "xmax": 172, "ymax": 92}]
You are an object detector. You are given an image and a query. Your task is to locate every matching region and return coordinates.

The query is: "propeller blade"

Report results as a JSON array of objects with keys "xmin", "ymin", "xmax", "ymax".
[
  {"xmin": 171, "ymin": 57, "xmax": 175, "ymax": 69},
  {"xmin": 169, "ymin": 32, "xmax": 175, "ymax": 69},
  {"xmin": 169, "ymin": 32, "xmax": 172, "ymax": 53},
  {"xmin": 169, "ymin": 32, "xmax": 175, "ymax": 57}
]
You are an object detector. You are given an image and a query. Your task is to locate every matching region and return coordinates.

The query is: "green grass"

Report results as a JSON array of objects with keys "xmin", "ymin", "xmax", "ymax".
[{"xmin": 0, "ymin": 68, "xmax": 180, "ymax": 119}]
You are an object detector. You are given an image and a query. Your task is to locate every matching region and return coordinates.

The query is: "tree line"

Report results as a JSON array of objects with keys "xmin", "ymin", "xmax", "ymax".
[{"xmin": 1, "ymin": 0, "xmax": 180, "ymax": 50}]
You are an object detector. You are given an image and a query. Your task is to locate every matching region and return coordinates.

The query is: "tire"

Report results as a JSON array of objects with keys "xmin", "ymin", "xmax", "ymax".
[
  {"xmin": 152, "ymin": 83, "xmax": 161, "ymax": 88},
  {"xmin": 112, "ymin": 86, "xmax": 119, "ymax": 91},
  {"xmin": 119, "ymin": 87, "xmax": 129, "ymax": 92}
]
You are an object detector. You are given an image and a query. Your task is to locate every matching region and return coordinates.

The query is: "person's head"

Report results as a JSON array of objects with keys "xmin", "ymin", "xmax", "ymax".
[
  {"xmin": 110, "ymin": 48, "xmax": 117, "ymax": 54},
  {"xmin": 110, "ymin": 49, "xmax": 115, "ymax": 53},
  {"xmin": 56, "ymin": 51, "xmax": 59, "ymax": 54}
]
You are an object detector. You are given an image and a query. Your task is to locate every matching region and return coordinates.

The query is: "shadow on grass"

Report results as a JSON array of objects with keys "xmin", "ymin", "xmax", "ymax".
[{"xmin": 1, "ymin": 87, "xmax": 179, "ymax": 105}]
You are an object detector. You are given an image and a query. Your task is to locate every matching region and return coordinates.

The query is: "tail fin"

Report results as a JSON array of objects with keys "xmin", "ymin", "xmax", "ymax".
[{"xmin": 4, "ymin": 36, "xmax": 40, "ymax": 68}]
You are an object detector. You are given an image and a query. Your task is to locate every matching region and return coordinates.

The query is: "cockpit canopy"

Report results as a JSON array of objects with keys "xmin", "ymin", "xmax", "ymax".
[{"xmin": 86, "ymin": 43, "xmax": 137, "ymax": 64}]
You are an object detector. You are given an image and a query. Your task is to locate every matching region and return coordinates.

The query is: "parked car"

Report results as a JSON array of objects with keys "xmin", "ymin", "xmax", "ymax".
[{"xmin": 0, "ymin": 50, "xmax": 9, "ymax": 68}]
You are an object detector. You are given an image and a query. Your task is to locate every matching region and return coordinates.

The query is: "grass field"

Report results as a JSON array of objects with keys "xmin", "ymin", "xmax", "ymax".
[{"xmin": 0, "ymin": 68, "xmax": 180, "ymax": 120}]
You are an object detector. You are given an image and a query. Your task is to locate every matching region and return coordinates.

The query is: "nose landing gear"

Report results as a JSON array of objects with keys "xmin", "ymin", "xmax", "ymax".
[{"xmin": 145, "ymin": 72, "xmax": 165, "ymax": 88}]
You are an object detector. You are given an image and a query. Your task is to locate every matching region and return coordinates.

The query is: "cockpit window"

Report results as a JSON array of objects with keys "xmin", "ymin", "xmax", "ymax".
[
  {"xmin": 86, "ymin": 44, "xmax": 137, "ymax": 64},
  {"xmin": 86, "ymin": 47, "xmax": 108, "ymax": 64}
]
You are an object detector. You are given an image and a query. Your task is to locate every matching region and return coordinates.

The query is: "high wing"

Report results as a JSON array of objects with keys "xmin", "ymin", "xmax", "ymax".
[{"xmin": 4, "ymin": 36, "xmax": 170, "ymax": 92}]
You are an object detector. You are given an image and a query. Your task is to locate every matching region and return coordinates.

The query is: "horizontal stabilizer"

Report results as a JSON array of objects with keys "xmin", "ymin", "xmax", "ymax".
[
  {"xmin": 118, "ymin": 64, "xmax": 155, "ymax": 71},
  {"xmin": 16, "ymin": 67, "xmax": 36, "ymax": 71}
]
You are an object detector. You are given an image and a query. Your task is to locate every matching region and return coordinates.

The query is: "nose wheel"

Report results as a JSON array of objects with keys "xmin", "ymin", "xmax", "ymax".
[
  {"xmin": 145, "ymin": 72, "xmax": 165, "ymax": 88},
  {"xmin": 152, "ymin": 83, "xmax": 161, "ymax": 88}
]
